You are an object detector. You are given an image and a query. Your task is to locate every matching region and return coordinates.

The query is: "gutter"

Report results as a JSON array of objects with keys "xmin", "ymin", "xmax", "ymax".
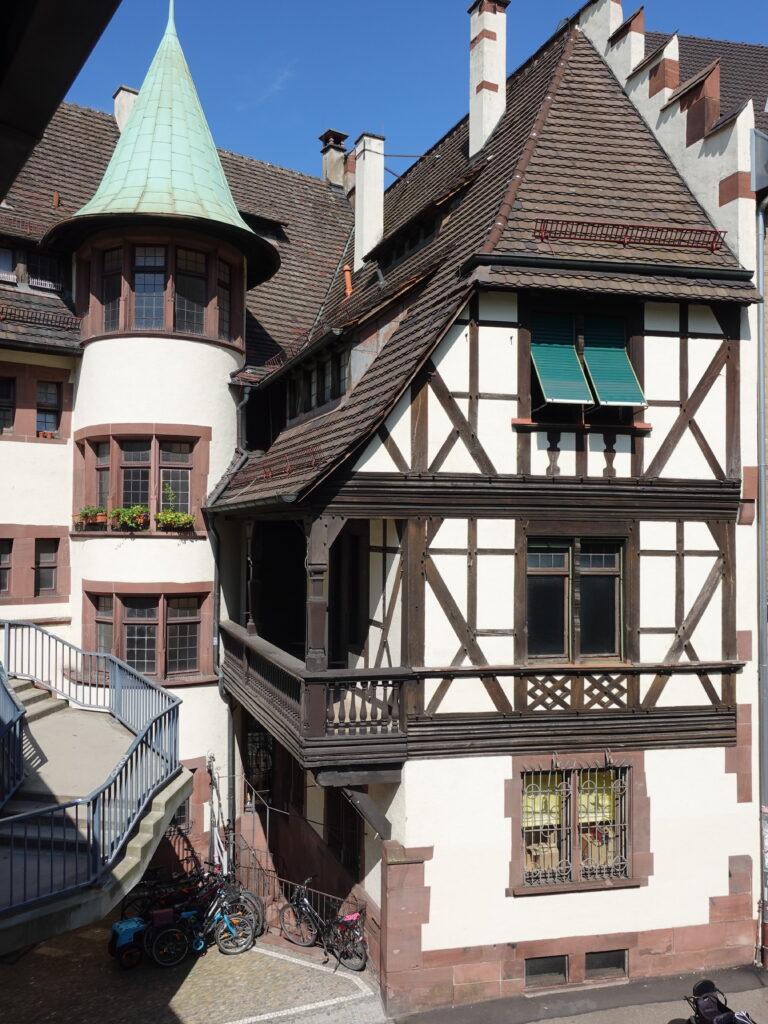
[{"xmin": 461, "ymin": 251, "xmax": 758, "ymax": 283}]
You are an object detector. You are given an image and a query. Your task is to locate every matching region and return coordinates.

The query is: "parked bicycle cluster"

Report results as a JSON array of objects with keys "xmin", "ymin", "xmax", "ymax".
[{"xmin": 109, "ymin": 866, "xmax": 367, "ymax": 973}]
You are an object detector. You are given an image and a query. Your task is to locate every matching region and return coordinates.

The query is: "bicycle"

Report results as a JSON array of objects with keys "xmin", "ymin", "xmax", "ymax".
[
  {"xmin": 151, "ymin": 885, "xmax": 255, "ymax": 965},
  {"xmin": 278, "ymin": 876, "xmax": 367, "ymax": 971}
]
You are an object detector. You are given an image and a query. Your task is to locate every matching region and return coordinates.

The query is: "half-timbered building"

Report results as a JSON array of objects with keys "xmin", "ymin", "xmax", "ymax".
[{"xmin": 210, "ymin": 1, "xmax": 764, "ymax": 1013}]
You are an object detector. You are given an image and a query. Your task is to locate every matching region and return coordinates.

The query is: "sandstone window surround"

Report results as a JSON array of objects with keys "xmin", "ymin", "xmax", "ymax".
[
  {"xmin": 0, "ymin": 528, "xmax": 70, "ymax": 606},
  {"xmin": 82, "ymin": 581, "xmax": 214, "ymax": 683},
  {"xmin": 72, "ymin": 424, "xmax": 211, "ymax": 536},
  {"xmin": 0, "ymin": 361, "xmax": 73, "ymax": 444},
  {"xmin": 75, "ymin": 230, "xmax": 244, "ymax": 350}
]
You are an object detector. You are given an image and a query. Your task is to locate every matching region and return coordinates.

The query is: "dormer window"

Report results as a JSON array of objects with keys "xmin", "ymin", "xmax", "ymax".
[
  {"xmin": 78, "ymin": 232, "xmax": 244, "ymax": 348},
  {"xmin": 0, "ymin": 248, "xmax": 15, "ymax": 284},
  {"xmin": 285, "ymin": 347, "xmax": 351, "ymax": 423}
]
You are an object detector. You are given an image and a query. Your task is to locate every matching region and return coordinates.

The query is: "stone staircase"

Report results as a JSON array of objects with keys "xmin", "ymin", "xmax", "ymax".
[{"xmin": 0, "ymin": 674, "xmax": 191, "ymax": 956}]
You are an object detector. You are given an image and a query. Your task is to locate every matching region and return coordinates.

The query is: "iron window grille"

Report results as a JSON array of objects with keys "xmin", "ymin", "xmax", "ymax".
[
  {"xmin": 35, "ymin": 381, "xmax": 60, "ymax": 434},
  {"xmin": 0, "ymin": 377, "xmax": 15, "ymax": 430},
  {"xmin": 0, "ymin": 539, "xmax": 11, "ymax": 593},
  {"xmin": 34, "ymin": 539, "xmax": 58, "ymax": 596},
  {"xmin": 522, "ymin": 766, "xmax": 629, "ymax": 887},
  {"xmin": 526, "ymin": 539, "xmax": 623, "ymax": 661}
]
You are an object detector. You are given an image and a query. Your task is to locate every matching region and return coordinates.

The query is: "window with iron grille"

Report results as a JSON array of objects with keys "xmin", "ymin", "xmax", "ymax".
[
  {"xmin": 36, "ymin": 381, "xmax": 60, "ymax": 434},
  {"xmin": 521, "ymin": 767, "xmax": 629, "ymax": 887},
  {"xmin": 0, "ymin": 540, "xmax": 11, "ymax": 594},
  {"xmin": 0, "ymin": 377, "xmax": 15, "ymax": 430},
  {"xmin": 175, "ymin": 248, "xmax": 207, "ymax": 335},
  {"xmin": 28, "ymin": 251, "xmax": 63, "ymax": 290},
  {"xmin": 527, "ymin": 539, "xmax": 623, "ymax": 661},
  {"xmin": 133, "ymin": 246, "xmax": 166, "ymax": 330},
  {"xmin": 0, "ymin": 247, "xmax": 15, "ymax": 283},
  {"xmin": 34, "ymin": 539, "xmax": 58, "ymax": 595},
  {"xmin": 102, "ymin": 247, "xmax": 123, "ymax": 332},
  {"xmin": 120, "ymin": 440, "xmax": 151, "ymax": 506}
]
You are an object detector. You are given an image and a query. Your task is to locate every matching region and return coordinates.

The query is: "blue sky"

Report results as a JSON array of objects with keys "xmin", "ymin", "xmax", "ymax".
[{"xmin": 67, "ymin": 0, "xmax": 767, "ymax": 180}]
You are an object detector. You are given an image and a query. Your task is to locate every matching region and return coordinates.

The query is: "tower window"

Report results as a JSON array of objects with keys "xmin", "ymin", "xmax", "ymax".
[
  {"xmin": 133, "ymin": 245, "xmax": 166, "ymax": 330},
  {"xmin": 175, "ymin": 248, "xmax": 207, "ymax": 335}
]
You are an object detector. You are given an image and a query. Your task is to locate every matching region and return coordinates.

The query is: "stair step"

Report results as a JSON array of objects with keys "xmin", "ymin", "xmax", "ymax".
[
  {"xmin": 23, "ymin": 700, "xmax": 67, "ymax": 724},
  {"xmin": 14, "ymin": 689, "xmax": 50, "ymax": 708}
]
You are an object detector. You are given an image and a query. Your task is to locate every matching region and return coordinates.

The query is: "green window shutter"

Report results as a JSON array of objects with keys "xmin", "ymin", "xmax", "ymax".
[
  {"xmin": 531, "ymin": 313, "xmax": 593, "ymax": 404},
  {"xmin": 584, "ymin": 316, "xmax": 646, "ymax": 407}
]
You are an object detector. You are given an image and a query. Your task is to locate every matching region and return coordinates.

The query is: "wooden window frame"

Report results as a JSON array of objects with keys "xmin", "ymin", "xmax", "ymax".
[
  {"xmin": 83, "ymin": 582, "xmax": 214, "ymax": 682},
  {"xmin": 0, "ymin": 539, "xmax": 11, "ymax": 594},
  {"xmin": 0, "ymin": 528, "xmax": 70, "ymax": 605},
  {"xmin": 0, "ymin": 363, "xmax": 73, "ymax": 444},
  {"xmin": 34, "ymin": 538, "xmax": 59, "ymax": 597},
  {"xmin": 35, "ymin": 380, "xmax": 62, "ymax": 438}
]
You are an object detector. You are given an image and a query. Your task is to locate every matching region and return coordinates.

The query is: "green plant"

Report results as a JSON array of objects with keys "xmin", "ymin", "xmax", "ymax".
[
  {"xmin": 110, "ymin": 505, "xmax": 150, "ymax": 530},
  {"xmin": 76, "ymin": 505, "xmax": 106, "ymax": 522},
  {"xmin": 162, "ymin": 481, "xmax": 178, "ymax": 510},
  {"xmin": 155, "ymin": 509, "xmax": 195, "ymax": 530}
]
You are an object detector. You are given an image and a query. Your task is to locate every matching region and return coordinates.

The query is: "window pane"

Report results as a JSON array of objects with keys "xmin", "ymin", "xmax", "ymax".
[
  {"xmin": 95, "ymin": 595, "xmax": 113, "ymax": 616},
  {"xmin": 0, "ymin": 539, "xmax": 10, "ymax": 566},
  {"xmin": 167, "ymin": 596, "xmax": 198, "ymax": 618},
  {"xmin": 37, "ymin": 382, "xmax": 59, "ymax": 407},
  {"xmin": 167, "ymin": 622, "xmax": 198, "ymax": 672},
  {"xmin": 159, "ymin": 442, "xmax": 192, "ymax": 464},
  {"xmin": 580, "ymin": 576, "xmax": 617, "ymax": 655},
  {"xmin": 522, "ymin": 771, "xmax": 571, "ymax": 886},
  {"xmin": 122, "ymin": 468, "xmax": 149, "ymax": 506},
  {"xmin": 103, "ymin": 272, "xmax": 121, "ymax": 332},
  {"xmin": 134, "ymin": 272, "xmax": 165, "ymax": 329},
  {"xmin": 36, "ymin": 567, "xmax": 55, "ymax": 591},
  {"xmin": 0, "ymin": 377, "xmax": 14, "ymax": 429},
  {"xmin": 161, "ymin": 468, "xmax": 190, "ymax": 512},
  {"xmin": 175, "ymin": 273, "xmax": 206, "ymax": 334},
  {"xmin": 218, "ymin": 280, "xmax": 231, "ymax": 340},
  {"xmin": 36, "ymin": 409, "xmax": 58, "ymax": 433},
  {"xmin": 578, "ymin": 768, "xmax": 628, "ymax": 880},
  {"xmin": 121, "ymin": 441, "xmax": 150, "ymax": 463},
  {"xmin": 0, "ymin": 568, "xmax": 7, "ymax": 593},
  {"xmin": 95, "ymin": 441, "xmax": 110, "ymax": 465},
  {"xmin": 177, "ymin": 249, "xmax": 206, "ymax": 274},
  {"xmin": 96, "ymin": 622, "xmax": 113, "ymax": 654},
  {"xmin": 124, "ymin": 597, "xmax": 158, "ymax": 619},
  {"xmin": 218, "ymin": 260, "xmax": 231, "ymax": 286},
  {"xmin": 0, "ymin": 247, "xmax": 15, "ymax": 282},
  {"xmin": 135, "ymin": 246, "xmax": 166, "ymax": 267},
  {"xmin": 580, "ymin": 543, "xmax": 619, "ymax": 570},
  {"xmin": 97, "ymin": 469, "xmax": 109, "ymax": 508},
  {"xmin": 103, "ymin": 248, "xmax": 122, "ymax": 274},
  {"xmin": 28, "ymin": 252, "xmax": 62, "ymax": 289},
  {"xmin": 125, "ymin": 624, "xmax": 156, "ymax": 673},
  {"xmin": 527, "ymin": 576, "xmax": 566, "ymax": 656},
  {"xmin": 528, "ymin": 548, "xmax": 568, "ymax": 570}
]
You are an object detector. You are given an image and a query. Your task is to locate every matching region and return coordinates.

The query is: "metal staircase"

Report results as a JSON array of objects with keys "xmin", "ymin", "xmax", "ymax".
[{"xmin": 0, "ymin": 621, "xmax": 192, "ymax": 954}]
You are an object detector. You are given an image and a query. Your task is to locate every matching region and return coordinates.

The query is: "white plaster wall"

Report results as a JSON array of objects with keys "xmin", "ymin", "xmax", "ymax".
[
  {"xmin": 1, "ymin": 441, "xmax": 73, "ymax": 525},
  {"xmin": 478, "ymin": 291, "xmax": 518, "ymax": 324},
  {"xmin": 478, "ymin": 401, "xmax": 516, "ymax": 474},
  {"xmin": 365, "ymin": 519, "xmax": 403, "ymax": 669},
  {"xmin": 398, "ymin": 747, "xmax": 756, "ymax": 951},
  {"xmin": 431, "ymin": 323, "xmax": 469, "ymax": 394},
  {"xmin": 174, "ymin": 682, "xmax": 229, "ymax": 776},
  {"xmin": 477, "ymin": 554, "xmax": 515, "ymax": 631},
  {"xmin": 643, "ymin": 336, "xmax": 680, "ymax": 403},
  {"xmin": 73, "ymin": 337, "xmax": 240, "ymax": 488},
  {"xmin": 478, "ymin": 325, "xmax": 517, "ymax": 395},
  {"xmin": 639, "ymin": 555, "xmax": 676, "ymax": 628}
]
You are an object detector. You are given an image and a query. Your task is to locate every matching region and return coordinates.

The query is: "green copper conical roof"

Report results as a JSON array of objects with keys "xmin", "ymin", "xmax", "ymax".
[{"xmin": 47, "ymin": 1, "xmax": 278, "ymax": 285}]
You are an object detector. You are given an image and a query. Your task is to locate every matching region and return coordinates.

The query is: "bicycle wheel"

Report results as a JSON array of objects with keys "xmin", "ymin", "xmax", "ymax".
[
  {"xmin": 237, "ymin": 890, "xmax": 265, "ymax": 937},
  {"xmin": 121, "ymin": 892, "xmax": 153, "ymax": 920},
  {"xmin": 328, "ymin": 924, "xmax": 367, "ymax": 971},
  {"xmin": 151, "ymin": 927, "xmax": 189, "ymax": 967},
  {"xmin": 279, "ymin": 903, "xmax": 318, "ymax": 946},
  {"xmin": 214, "ymin": 912, "xmax": 255, "ymax": 955}
]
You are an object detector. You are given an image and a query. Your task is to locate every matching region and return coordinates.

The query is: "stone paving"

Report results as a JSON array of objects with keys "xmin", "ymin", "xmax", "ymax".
[{"xmin": 0, "ymin": 917, "xmax": 390, "ymax": 1024}]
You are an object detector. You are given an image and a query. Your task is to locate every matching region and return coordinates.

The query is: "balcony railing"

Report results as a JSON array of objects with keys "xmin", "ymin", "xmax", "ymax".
[
  {"xmin": 0, "ymin": 621, "xmax": 181, "ymax": 912},
  {"xmin": 220, "ymin": 620, "xmax": 742, "ymax": 765},
  {"xmin": 0, "ymin": 663, "xmax": 25, "ymax": 810}
]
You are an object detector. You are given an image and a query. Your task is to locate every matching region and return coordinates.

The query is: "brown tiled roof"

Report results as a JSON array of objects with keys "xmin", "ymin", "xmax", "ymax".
[
  {"xmin": 646, "ymin": 32, "xmax": 768, "ymax": 136},
  {"xmin": 0, "ymin": 285, "xmax": 80, "ymax": 352},
  {"xmin": 215, "ymin": 25, "xmax": 756, "ymax": 511},
  {"xmin": 3, "ymin": 103, "xmax": 353, "ymax": 367}
]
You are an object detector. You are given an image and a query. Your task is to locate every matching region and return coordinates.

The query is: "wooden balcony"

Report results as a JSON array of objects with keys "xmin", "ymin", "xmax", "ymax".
[{"xmin": 220, "ymin": 620, "xmax": 742, "ymax": 769}]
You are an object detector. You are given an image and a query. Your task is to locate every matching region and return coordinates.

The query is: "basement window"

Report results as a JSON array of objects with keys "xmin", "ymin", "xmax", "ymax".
[
  {"xmin": 585, "ymin": 949, "xmax": 627, "ymax": 980},
  {"xmin": 525, "ymin": 954, "xmax": 568, "ymax": 988}
]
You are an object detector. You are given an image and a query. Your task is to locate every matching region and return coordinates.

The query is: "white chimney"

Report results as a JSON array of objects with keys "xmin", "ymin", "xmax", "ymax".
[
  {"xmin": 113, "ymin": 85, "xmax": 139, "ymax": 133},
  {"xmin": 468, "ymin": 0, "xmax": 510, "ymax": 158},
  {"xmin": 353, "ymin": 132, "xmax": 385, "ymax": 271}
]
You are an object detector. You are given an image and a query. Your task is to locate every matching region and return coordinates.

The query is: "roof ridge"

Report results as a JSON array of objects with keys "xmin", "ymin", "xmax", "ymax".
[
  {"xmin": 60, "ymin": 100, "xmax": 116, "ymax": 121},
  {"xmin": 674, "ymin": 33, "xmax": 768, "ymax": 51},
  {"xmin": 217, "ymin": 146, "xmax": 333, "ymax": 186}
]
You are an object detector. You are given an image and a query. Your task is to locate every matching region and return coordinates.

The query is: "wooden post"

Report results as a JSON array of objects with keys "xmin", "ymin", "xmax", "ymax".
[
  {"xmin": 245, "ymin": 519, "xmax": 257, "ymax": 634},
  {"xmin": 306, "ymin": 517, "xmax": 330, "ymax": 671},
  {"xmin": 402, "ymin": 518, "xmax": 426, "ymax": 714}
]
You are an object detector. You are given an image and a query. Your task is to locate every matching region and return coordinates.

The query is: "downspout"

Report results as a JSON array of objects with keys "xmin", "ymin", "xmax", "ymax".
[
  {"xmin": 756, "ymin": 191, "xmax": 768, "ymax": 965},
  {"xmin": 206, "ymin": 382, "xmax": 253, "ymax": 847}
]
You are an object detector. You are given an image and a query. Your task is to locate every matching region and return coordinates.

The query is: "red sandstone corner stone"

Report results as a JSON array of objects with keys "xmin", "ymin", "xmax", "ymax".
[
  {"xmin": 501, "ymin": 959, "xmax": 524, "ymax": 981},
  {"xmin": 673, "ymin": 923, "xmax": 720, "ymax": 952},
  {"xmin": 454, "ymin": 961, "xmax": 501, "ymax": 985},
  {"xmin": 702, "ymin": 944, "xmax": 754, "ymax": 968},
  {"xmin": 423, "ymin": 945, "xmax": 502, "ymax": 968},
  {"xmin": 385, "ymin": 983, "xmax": 455, "ymax": 1017},
  {"xmin": 387, "ymin": 888, "xmax": 431, "ymax": 927},
  {"xmin": 635, "ymin": 929, "xmax": 673, "ymax": 956},
  {"xmin": 710, "ymin": 894, "xmax": 753, "ymax": 923},
  {"xmin": 501, "ymin": 978, "xmax": 525, "ymax": 999},
  {"xmin": 453, "ymin": 980, "xmax": 502, "ymax": 1005},
  {"xmin": 724, "ymin": 919, "xmax": 757, "ymax": 947},
  {"xmin": 386, "ymin": 965, "xmax": 453, "ymax": 991},
  {"xmin": 387, "ymin": 862, "xmax": 425, "ymax": 890}
]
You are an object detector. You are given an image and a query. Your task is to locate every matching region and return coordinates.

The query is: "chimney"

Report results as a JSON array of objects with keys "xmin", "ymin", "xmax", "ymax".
[
  {"xmin": 344, "ymin": 150, "xmax": 356, "ymax": 198},
  {"xmin": 113, "ymin": 85, "xmax": 139, "ymax": 132},
  {"xmin": 353, "ymin": 133, "xmax": 385, "ymax": 271},
  {"xmin": 468, "ymin": 0, "xmax": 510, "ymax": 158},
  {"xmin": 319, "ymin": 130, "xmax": 349, "ymax": 188}
]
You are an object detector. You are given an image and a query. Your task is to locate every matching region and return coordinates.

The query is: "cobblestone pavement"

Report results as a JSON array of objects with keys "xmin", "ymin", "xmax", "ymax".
[{"xmin": 0, "ymin": 919, "xmax": 390, "ymax": 1024}]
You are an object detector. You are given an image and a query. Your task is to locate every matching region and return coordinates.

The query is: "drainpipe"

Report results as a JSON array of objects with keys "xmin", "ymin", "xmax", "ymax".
[{"xmin": 756, "ymin": 191, "xmax": 768, "ymax": 965}]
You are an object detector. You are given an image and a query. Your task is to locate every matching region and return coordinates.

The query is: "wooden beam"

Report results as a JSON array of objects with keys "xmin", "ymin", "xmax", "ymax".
[
  {"xmin": 306, "ymin": 517, "xmax": 330, "ymax": 671},
  {"xmin": 378, "ymin": 425, "xmax": 410, "ymax": 474},
  {"xmin": 411, "ymin": 374, "xmax": 428, "ymax": 474},
  {"xmin": 427, "ymin": 364, "xmax": 497, "ymax": 476}
]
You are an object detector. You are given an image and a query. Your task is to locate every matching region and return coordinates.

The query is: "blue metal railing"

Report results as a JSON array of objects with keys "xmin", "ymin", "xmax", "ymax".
[
  {"xmin": 0, "ymin": 621, "xmax": 181, "ymax": 912},
  {"xmin": 0, "ymin": 661, "xmax": 26, "ymax": 810}
]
